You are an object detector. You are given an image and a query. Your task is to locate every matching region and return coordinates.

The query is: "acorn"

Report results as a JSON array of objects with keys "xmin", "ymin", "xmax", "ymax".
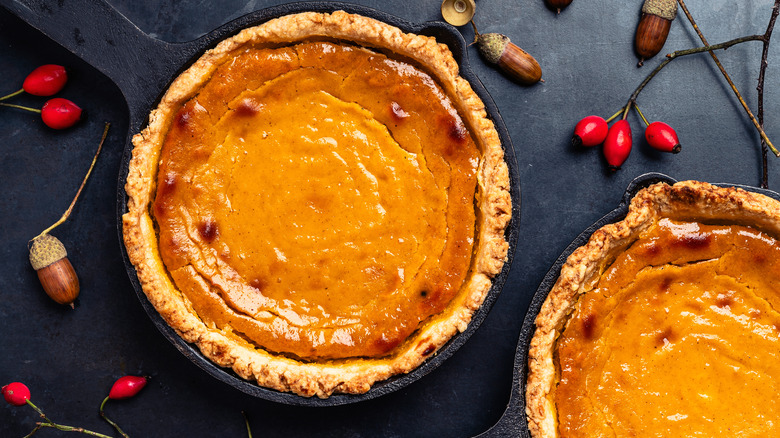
[
  {"xmin": 476, "ymin": 32, "xmax": 542, "ymax": 85},
  {"xmin": 29, "ymin": 234, "xmax": 79, "ymax": 307},
  {"xmin": 25, "ymin": 123, "xmax": 110, "ymax": 309},
  {"xmin": 544, "ymin": 0, "xmax": 573, "ymax": 14},
  {"xmin": 635, "ymin": 0, "xmax": 677, "ymax": 66}
]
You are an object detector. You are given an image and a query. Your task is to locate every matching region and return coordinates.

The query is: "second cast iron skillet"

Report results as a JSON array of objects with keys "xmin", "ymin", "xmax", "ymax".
[
  {"xmin": 477, "ymin": 172, "xmax": 780, "ymax": 437},
  {"xmin": 3, "ymin": 0, "xmax": 521, "ymax": 407}
]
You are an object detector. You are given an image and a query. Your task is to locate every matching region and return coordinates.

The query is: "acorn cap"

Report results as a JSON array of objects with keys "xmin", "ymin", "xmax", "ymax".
[
  {"xmin": 642, "ymin": 0, "xmax": 677, "ymax": 21},
  {"xmin": 478, "ymin": 33, "xmax": 510, "ymax": 65},
  {"xmin": 441, "ymin": 0, "xmax": 476, "ymax": 27},
  {"xmin": 29, "ymin": 234, "xmax": 67, "ymax": 270}
]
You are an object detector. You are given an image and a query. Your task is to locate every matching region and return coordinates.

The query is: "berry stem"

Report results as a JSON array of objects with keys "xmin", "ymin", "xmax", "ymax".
[
  {"xmin": 98, "ymin": 397, "xmax": 130, "ymax": 438},
  {"xmin": 620, "ymin": 104, "xmax": 631, "ymax": 121},
  {"xmin": 605, "ymin": 108, "xmax": 624, "ymax": 124},
  {"xmin": 0, "ymin": 88, "xmax": 24, "ymax": 101},
  {"xmin": 0, "ymin": 101, "xmax": 41, "ymax": 113},
  {"xmin": 33, "ymin": 123, "xmax": 110, "ymax": 241},
  {"xmin": 243, "ymin": 411, "xmax": 253, "ymax": 438},
  {"xmin": 34, "ymin": 422, "xmax": 114, "ymax": 437},
  {"xmin": 634, "ymin": 103, "xmax": 650, "ymax": 126},
  {"xmin": 22, "ymin": 400, "xmax": 113, "ymax": 438},
  {"xmin": 25, "ymin": 399, "xmax": 47, "ymax": 419},
  {"xmin": 22, "ymin": 423, "xmax": 43, "ymax": 438}
]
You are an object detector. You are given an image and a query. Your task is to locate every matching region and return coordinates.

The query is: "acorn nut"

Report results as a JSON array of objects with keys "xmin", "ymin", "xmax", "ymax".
[
  {"xmin": 477, "ymin": 33, "xmax": 542, "ymax": 85},
  {"xmin": 545, "ymin": 0, "xmax": 573, "ymax": 15},
  {"xmin": 635, "ymin": 0, "xmax": 677, "ymax": 66},
  {"xmin": 29, "ymin": 233, "xmax": 79, "ymax": 308}
]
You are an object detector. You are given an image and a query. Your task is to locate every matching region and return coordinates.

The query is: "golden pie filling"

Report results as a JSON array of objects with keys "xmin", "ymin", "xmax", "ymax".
[
  {"xmin": 556, "ymin": 219, "xmax": 780, "ymax": 436},
  {"xmin": 154, "ymin": 41, "xmax": 478, "ymax": 360},
  {"xmin": 123, "ymin": 12, "xmax": 510, "ymax": 397},
  {"xmin": 526, "ymin": 181, "xmax": 780, "ymax": 436}
]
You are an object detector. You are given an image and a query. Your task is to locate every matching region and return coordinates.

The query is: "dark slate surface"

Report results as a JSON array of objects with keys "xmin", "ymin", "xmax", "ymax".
[{"xmin": 1, "ymin": 0, "xmax": 779, "ymax": 437}]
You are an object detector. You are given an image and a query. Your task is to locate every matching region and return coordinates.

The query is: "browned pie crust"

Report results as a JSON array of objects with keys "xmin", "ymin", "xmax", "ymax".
[
  {"xmin": 123, "ymin": 11, "xmax": 510, "ymax": 397},
  {"xmin": 525, "ymin": 180, "xmax": 780, "ymax": 436}
]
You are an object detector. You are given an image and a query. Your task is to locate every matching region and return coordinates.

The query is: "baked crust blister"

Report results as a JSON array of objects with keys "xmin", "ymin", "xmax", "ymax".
[
  {"xmin": 123, "ymin": 11, "xmax": 511, "ymax": 398},
  {"xmin": 525, "ymin": 180, "xmax": 780, "ymax": 436}
]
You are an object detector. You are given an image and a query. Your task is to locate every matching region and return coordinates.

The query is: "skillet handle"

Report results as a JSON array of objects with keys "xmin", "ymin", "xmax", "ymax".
[{"xmin": 3, "ymin": 0, "xmax": 200, "ymax": 126}]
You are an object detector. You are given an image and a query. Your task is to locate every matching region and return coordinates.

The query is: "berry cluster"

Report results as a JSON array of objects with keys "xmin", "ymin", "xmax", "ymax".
[
  {"xmin": 0, "ymin": 64, "xmax": 82, "ymax": 129},
  {"xmin": 3, "ymin": 376, "xmax": 147, "ymax": 437},
  {"xmin": 572, "ymin": 105, "xmax": 680, "ymax": 170}
]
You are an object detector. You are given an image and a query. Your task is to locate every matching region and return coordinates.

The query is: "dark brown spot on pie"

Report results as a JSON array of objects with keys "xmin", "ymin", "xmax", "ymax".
[
  {"xmin": 422, "ymin": 345, "xmax": 436, "ymax": 356},
  {"xmin": 655, "ymin": 327, "xmax": 676, "ymax": 348},
  {"xmin": 198, "ymin": 219, "xmax": 219, "ymax": 243},
  {"xmin": 753, "ymin": 253, "xmax": 768, "ymax": 265},
  {"xmin": 153, "ymin": 199, "xmax": 168, "ymax": 218},
  {"xmin": 684, "ymin": 301, "xmax": 704, "ymax": 314},
  {"xmin": 153, "ymin": 173, "xmax": 177, "ymax": 218},
  {"xmin": 420, "ymin": 290, "xmax": 428, "ymax": 298},
  {"xmin": 163, "ymin": 234, "xmax": 180, "ymax": 254},
  {"xmin": 582, "ymin": 314, "xmax": 597, "ymax": 340},
  {"xmin": 674, "ymin": 233, "xmax": 711, "ymax": 250},
  {"xmin": 373, "ymin": 334, "xmax": 401, "ymax": 354},
  {"xmin": 442, "ymin": 114, "xmax": 468, "ymax": 145},
  {"xmin": 234, "ymin": 98, "xmax": 263, "ymax": 117},
  {"xmin": 422, "ymin": 287, "xmax": 445, "ymax": 307},
  {"xmin": 658, "ymin": 276, "xmax": 673, "ymax": 292},
  {"xmin": 160, "ymin": 172, "xmax": 177, "ymax": 197},
  {"xmin": 390, "ymin": 101, "xmax": 409, "ymax": 122},
  {"xmin": 250, "ymin": 277, "xmax": 268, "ymax": 292},
  {"xmin": 175, "ymin": 107, "xmax": 193, "ymax": 129},
  {"xmin": 716, "ymin": 293, "xmax": 734, "ymax": 308},
  {"xmin": 643, "ymin": 242, "xmax": 661, "ymax": 257}
]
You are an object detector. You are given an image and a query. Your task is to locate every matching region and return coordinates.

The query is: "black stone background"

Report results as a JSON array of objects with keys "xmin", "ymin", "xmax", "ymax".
[{"xmin": 1, "ymin": 0, "xmax": 778, "ymax": 436}]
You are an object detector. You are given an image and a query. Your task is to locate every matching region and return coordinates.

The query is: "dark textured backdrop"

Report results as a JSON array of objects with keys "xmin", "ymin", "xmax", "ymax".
[{"xmin": 1, "ymin": 0, "xmax": 778, "ymax": 437}]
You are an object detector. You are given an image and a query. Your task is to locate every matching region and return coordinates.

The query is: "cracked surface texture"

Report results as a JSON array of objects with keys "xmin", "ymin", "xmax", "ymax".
[
  {"xmin": 153, "ymin": 41, "xmax": 478, "ymax": 360},
  {"xmin": 554, "ymin": 218, "xmax": 780, "ymax": 437}
]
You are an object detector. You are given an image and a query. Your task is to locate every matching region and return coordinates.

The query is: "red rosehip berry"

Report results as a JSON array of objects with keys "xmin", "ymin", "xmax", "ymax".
[
  {"xmin": 41, "ymin": 98, "xmax": 82, "ymax": 129},
  {"xmin": 645, "ymin": 121, "xmax": 681, "ymax": 153},
  {"xmin": 108, "ymin": 376, "xmax": 148, "ymax": 400},
  {"xmin": 2, "ymin": 382, "xmax": 31, "ymax": 406},
  {"xmin": 603, "ymin": 120, "xmax": 632, "ymax": 170},
  {"xmin": 23, "ymin": 64, "xmax": 68, "ymax": 96},
  {"xmin": 572, "ymin": 115, "xmax": 609, "ymax": 147}
]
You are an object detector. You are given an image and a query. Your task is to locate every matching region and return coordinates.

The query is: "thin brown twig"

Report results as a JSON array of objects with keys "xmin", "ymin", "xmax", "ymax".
[
  {"xmin": 21, "ymin": 399, "xmax": 114, "ymax": 438},
  {"xmin": 757, "ymin": 1, "xmax": 780, "ymax": 188},
  {"xmin": 621, "ymin": 34, "xmax": 767, "ymax": 122},
  {"xmin": 32, "ymin": 122, "xmax": 110, "ymax": 241},
  {"xmin": 677, "ymin": 0, "xmax": 780, "ymax": 187}
]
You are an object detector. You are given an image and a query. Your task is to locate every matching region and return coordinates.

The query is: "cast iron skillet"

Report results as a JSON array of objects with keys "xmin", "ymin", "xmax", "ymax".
[
  {"xmin": 3, "ymin": 0, "xmax": 521, "ymax": 407},
  {"xmin": 477, "ymin": 172, "xmax": 780, "ymax": 437}
]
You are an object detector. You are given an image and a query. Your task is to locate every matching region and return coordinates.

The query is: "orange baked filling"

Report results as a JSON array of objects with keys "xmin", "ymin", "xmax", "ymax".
[
  {"xmin": 555, "ymin": 218, "xmax": 780, "ymax": 436},
  {"xmin": 152, "ymin": 41, "xmax": 479, "ymax": 361}
]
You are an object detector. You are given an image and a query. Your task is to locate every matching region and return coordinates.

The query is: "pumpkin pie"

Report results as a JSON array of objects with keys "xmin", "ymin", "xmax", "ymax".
[
  {"xmin": 122, "ymin": 11, "xmax": 511, "ymax": 397},
  {"xmin": 526, "ymin": 181, "xmax": 780, "ymax": 436}
]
